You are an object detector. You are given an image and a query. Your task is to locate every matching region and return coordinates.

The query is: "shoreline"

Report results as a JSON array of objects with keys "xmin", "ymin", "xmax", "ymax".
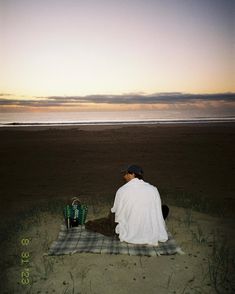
[
  {"xmin": 0, "ymin": 120, "xmax": 235, "ymax": 132},
  {"xmin": 1, "ymin": 117, "xmax": 235, "ymax": 125}
]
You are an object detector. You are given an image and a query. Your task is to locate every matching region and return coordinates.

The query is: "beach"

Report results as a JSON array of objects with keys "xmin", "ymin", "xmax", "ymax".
[
  {"xmin": 0, "ymin": 122, "xmax": 234, "ymax": 217},
  {"xmin": 0, "ymin": 122, "xmax": 235, "ymax": 293}
]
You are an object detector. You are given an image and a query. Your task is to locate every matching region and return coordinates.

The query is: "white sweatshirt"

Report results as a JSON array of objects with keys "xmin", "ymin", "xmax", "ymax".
[{"xmin": 111, "ymin": 178, "xmax": 168, "ymax": 245}]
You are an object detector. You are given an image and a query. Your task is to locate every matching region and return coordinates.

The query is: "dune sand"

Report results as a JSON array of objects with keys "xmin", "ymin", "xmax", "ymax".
[{"xmin": 3, "ymin": 205, "xmax": 235, "ymax": 294}]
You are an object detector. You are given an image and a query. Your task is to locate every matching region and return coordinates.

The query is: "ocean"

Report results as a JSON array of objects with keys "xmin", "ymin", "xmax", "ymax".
[{"xmin": 0, "ymin": 111, "xmax": 234, "ymax": 127}]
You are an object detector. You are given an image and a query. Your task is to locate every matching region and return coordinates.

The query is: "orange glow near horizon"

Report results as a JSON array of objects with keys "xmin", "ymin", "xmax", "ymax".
[
  {"xmin": 1, "ymin": 100, "xmax": 234, "ymax": 114},
  {"xmin": 1, "ymin": 0, "xmax": 234, "ymax": 103}
]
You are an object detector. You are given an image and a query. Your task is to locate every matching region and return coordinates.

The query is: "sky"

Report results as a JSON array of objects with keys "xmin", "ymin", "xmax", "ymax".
[{"xmin": 0, "ymin": 0, "xmax": 234, "ymax": 114}]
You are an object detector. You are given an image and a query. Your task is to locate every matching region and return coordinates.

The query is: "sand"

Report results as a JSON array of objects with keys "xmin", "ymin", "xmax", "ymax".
[
  {"xmin": 2, "ymin": 205, "xmax": 235, "ymax": 294},
  {"xmin": 0, "ymin": 123, "xmax": 235, "ymax": 293}
]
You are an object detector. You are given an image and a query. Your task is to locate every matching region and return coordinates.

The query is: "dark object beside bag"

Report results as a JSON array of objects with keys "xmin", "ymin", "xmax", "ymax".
[{"xmin": 63, "ymin": 197, "xmax": 88, "ymax": 229}]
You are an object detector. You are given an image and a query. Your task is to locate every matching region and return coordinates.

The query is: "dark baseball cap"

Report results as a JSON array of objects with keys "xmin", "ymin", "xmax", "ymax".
[{"xmin": 121, "ymin": 164, "xmax": 144, "ymax": 175}]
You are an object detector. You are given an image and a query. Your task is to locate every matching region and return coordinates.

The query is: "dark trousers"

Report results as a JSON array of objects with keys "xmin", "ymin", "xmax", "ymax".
[{"xmin": 85, "ymin": 204, "xmax": 169, "ymax": 237}]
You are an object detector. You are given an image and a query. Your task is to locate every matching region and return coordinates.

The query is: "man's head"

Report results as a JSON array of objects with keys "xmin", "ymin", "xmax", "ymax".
[{"xmin": 121, "ymin": 164, "xmax": 144, "ymax": 182}]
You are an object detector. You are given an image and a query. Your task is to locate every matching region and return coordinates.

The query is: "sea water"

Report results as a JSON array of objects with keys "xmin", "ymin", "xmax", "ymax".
[{"xmin": 0, "ymin": 110, "xmax": 234, "ymax": 126}]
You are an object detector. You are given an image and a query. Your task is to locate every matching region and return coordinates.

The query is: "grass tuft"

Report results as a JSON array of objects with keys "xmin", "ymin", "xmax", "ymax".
[
  {"xmin": 161, "ymin": 189, "xmax": 227, "ymax": 217},
  {"xmin": 191, "ymin": 225, "xmax": 209, "ymax": 244},
  {"xmin": 207, "ymin": 235, "xmax": 235, "ymax": 293}
]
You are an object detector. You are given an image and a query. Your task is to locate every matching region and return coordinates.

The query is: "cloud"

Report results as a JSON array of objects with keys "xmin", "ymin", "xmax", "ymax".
[
  {"xmin": 0, "ymin": 93, "xmax": 13, "ymax": 97},
  {"xmin": 46, "ymin": 92, "xmax": 235, "ymax": 105},
  {"xmin": 0, "ymin": 92, "xmax": 234, "ymax": 108}
]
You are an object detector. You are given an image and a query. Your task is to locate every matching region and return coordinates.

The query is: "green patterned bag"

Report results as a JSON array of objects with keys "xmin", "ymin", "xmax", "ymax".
[{"xmin": 63, "ymin": 197, "xmax": 88, "ymax": 228}]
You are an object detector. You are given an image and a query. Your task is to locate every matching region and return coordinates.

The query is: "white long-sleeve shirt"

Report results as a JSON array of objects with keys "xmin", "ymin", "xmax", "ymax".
[{"xmin": 111, "ymin": 178, "xmax": 168, "ymax": 245}]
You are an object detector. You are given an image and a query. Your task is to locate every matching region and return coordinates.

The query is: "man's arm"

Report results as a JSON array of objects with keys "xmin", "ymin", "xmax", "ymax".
[{"xmin": 111, "ymin": 189, "xmax": 125, "ymax": 222}]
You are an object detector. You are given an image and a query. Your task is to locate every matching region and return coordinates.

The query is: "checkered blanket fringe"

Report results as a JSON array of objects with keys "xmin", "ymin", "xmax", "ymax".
[{"xmin": 48, "ymin": 225, "xmax": 184, "ymax": 256}]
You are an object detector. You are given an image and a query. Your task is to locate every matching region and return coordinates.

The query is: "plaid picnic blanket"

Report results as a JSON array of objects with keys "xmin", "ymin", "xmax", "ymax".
[{"xmin": 48, "ymin": 225, "xmax": 184, "ymax": 256}]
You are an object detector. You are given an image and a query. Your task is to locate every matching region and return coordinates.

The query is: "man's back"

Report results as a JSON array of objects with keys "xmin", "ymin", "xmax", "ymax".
[{"xmin": 111, "ymin": 178, "xmax": 168, "ymax": 245}]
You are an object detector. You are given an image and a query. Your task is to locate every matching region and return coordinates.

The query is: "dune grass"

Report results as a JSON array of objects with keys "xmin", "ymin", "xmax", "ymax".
[
  {"xmin": 1, "ymin": 194, "xmax": 234, "ymax": 294},
  {"xmin": 207, "ymin": 237, "xmax": 235, "ymax": 294},
  {"xmin": 160, "ymin": 188, "xmax": 228, "ymax": 217}
]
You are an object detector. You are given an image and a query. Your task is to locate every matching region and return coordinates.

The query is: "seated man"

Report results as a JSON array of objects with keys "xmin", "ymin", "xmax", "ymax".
[
  {"xmin": 85, "ymin": 165, "xmax": 169, "ymax": 245},
  {"xmin": 111, "ymin": 165, "xmax": 168, "ymax": 245}
]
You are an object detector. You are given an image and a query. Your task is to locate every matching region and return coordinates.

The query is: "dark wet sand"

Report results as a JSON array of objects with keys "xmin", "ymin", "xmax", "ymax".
[{"xmin": 0, "ymin": 123, "xmax": 234, "ymax": 218}]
